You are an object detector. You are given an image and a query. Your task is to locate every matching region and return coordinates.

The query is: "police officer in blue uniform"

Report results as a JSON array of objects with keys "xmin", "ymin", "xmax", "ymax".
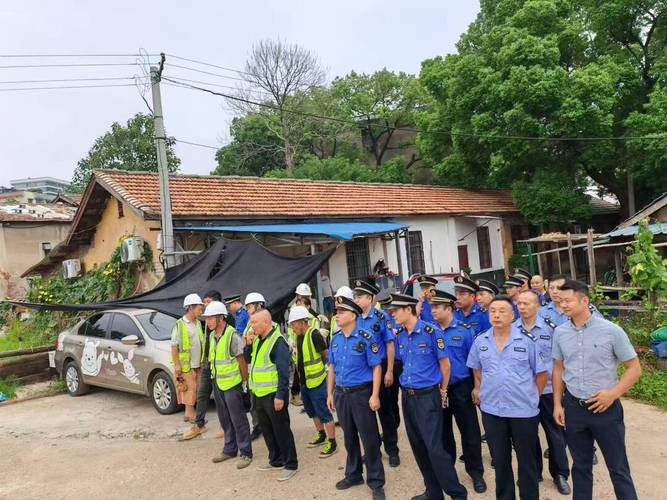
[
  {"xmin": 431, "ymin": 289, "xmax": 486, "ymax": 494},
  {"xmin": 224, "ymin": 294, "xmax": 250, "ymax": 335},
  {"xmin": 377, "ymin": 291, "xmax": 403, "ymax": 430},
  {"xmin": 538, "ymin": 275, "xmax": 569, "ymax": 326},
  {"xmin": 453, "ymin": 275, "xmax": 490, "ymax": 336},
  {"xmin": 416, "ymin": 275, "xmax": 438, "ymax": 323},
  {"xmin": 327, "ymin": 295, "xmax": 385, "ymax": 500},
  {"xmin": 467, "ymin": 295, "xmax": 548, "ymax": 500},
  {"xmin": 503, "ymin": 276, "xmax": 523, "ymax": 319},
  {"xmin": 476, "ymin": 279, "xmax": 499, "ymax": 311},
  {"xmin": 353, "ymin": 280, "xmax": 400, "ymax": 467},
  {"xmin": 513, "ymin": 269, "xmax": 532, "ymax": 292},
  {"xmin": 515, "ymin": 290, "xmax": 571, "ymax": 495},
  {"xmin": 387, "ymin": 293, "xmax": 468, "ymax": 500}
]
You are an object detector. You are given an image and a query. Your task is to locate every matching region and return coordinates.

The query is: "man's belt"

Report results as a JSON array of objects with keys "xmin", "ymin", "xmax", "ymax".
[
  {"xmin": 402, "ymin": 385, "xmax": 438, "ymax": 396},
  {"xmin": 335, "ymin": 383, "xmax": 371, "ymax": 393}
]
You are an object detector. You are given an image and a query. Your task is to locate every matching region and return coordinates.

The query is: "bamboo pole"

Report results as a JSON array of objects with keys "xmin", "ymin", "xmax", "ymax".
[
  {"xmin": 587, "ymin": 228, "xmax": 597, "ymax": 285},
  {"xmin": 567, "ymin": 232, "xmax": 576, "ymax": 279}
]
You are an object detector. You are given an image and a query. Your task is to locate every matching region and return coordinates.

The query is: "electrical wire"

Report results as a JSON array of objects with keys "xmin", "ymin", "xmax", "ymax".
[
  {"xmin": 0, "ymin": 53, "xmax": 159, "ymax": 58},
  {"xmin": 0, "ymin": 83, "xmax": 140, "ymax": 92},
  {"xmin": 164, "ymin": 63, "xmax": 247, "ymax": 82},
  {"xmin": 165, "ymin": 54, "xmax": 251, "ymax": 76},
  {"xmin": 161, "ymin": 75, "xmax": 270, "ymax": 96},
  {"xmin": 0, "ymin": 62, "xmax": 150, "ymax": 69},
  {"xmin": 0, "ymin": 76, "xmax": 148, "ymax": 84},
  {"xmin": 173, "ymin": 138, "xmax": 220, "ymax": 150}
]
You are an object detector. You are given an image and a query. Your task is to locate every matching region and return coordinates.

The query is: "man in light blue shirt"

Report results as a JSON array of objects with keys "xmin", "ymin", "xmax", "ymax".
[
  {"xmin": 467, "ymin": 295, "xmax": 547, "ymax": 500},
  {"xmin": 552, "ymin": 280, "xmax": 640, "ymax": 500}
]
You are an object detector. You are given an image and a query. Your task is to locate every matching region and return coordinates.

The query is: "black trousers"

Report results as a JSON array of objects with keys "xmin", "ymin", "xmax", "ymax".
[
  {"xmin": 442, "ymin": 377, "xmax": 484, "ymax": 478},
  {"xmin": 195, "ymin": 364, "xmax": 215, "ymax": 428},
  {"xmin": 403, "ymin": 387, "xmax": 468, "ymax": 500},
  {"xmin": 482, "ymin": 412, "xmax": 539, "ymax": 500},
  {"xmin": 377, "ymin": 359, "xmax": 400, "ymax": 456},
  {"xmin": 253, "ymin": 393, "xmax": 298, "ymax": 470},
  {"xmin": 563, "ymin": 392, "xmax": 637, "ymax": 500},
  {"xmin": 334, "ymin": 386, "xmax": 385, "ymax": 491},
  {"xmin": 536, "ymin": 393, "xmax": 569, "ymax": 480}
]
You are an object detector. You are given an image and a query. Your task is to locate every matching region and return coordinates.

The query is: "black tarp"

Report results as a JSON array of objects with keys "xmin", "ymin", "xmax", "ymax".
[{"xmin": 7, "ymin": 238, "xmax": 334, "ymax": 317}]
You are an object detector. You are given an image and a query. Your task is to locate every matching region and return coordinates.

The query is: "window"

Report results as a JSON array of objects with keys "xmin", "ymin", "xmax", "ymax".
[
  {"xmin": 109, "ymin": 313, "xmax": 142, "ymax": 342},
  {"xmin": 458, "ymin": 245, "xmax": 469, "ymax": 270},
  {"xmin": 79, "ymin": 313, "xmax": 112, "ymax": 338},
  {"xmin": 346, "ymin": 238, "xmax": 370, "ymax": 284},
  {"xmin": 408, "ymin": 231, "xmax": 425, "ymax": 275},
  {"xmin": 41, "ymin": 242, "xmax": 52, "ymax": 257},
  {"xmin": 117, "ymin": 200, "xmax": 124, "ymax": 218},
  {"xmin": 477, "ymin": 226, "xmax": 492, "ymax": 269},
  {"xmin": 135, "ymin": 311, "xmax": 176, "ymax": 341}
]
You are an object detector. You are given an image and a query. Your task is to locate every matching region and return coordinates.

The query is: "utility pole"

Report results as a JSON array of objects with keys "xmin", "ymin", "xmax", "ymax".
[{"xmin": 150, "ymin": 53, "xmax": 176, "ymax": 269}]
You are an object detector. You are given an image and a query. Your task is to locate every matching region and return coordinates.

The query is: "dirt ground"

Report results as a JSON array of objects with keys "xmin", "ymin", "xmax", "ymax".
[{"xmin": 0, "ymin": 389, "xmax": 665, "ymax": 499}]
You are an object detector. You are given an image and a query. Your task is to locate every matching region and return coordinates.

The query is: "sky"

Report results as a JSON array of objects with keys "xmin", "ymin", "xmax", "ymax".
[{"xmin": 0, "ymin": 1, "xmax": 480, "ymax": 188}]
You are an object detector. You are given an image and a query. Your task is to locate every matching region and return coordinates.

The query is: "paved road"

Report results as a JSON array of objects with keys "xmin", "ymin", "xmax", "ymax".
[{"xmin": 0, "ymin": 389, "xmax": 665, "ymax": 499}]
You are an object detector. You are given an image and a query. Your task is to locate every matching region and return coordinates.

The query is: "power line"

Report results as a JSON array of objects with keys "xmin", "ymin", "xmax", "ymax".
[
  {"xmin": 0, "ymin": 76, "xmax": 147, "ymax": 84},
  {"xmin": 165, "ymin": 54, "xmax": 251, "ymax": 76},
  {"xmin": 164, "ymin": 63, "xmax": 247, "ymax": 82},
  {"xmin": 162, "ymin": 76, "xmax": 270, "ymax": 97},
  {"xmin": 0, "ymin": 83, "xmax": 140, "ymax": 92},
  {"xmin": 162, "ymin": 76, "xmax": 667, "ymax": 143},
  {"xmin": 174, "ymin": 138, "xmax": 221, "ymax": 150},
  {"xmin": 0, "ymin": 53, "xmax": 159, "ymax": 58},
  {"xmin": 0, "ymin": 62, "xmax": 149, "ymax": 69}
]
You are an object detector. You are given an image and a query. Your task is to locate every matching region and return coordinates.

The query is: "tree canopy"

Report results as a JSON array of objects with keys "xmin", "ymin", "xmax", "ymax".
[{"xmin": 70, "ymin": 113, "xmax": 180, "ymax": 192}]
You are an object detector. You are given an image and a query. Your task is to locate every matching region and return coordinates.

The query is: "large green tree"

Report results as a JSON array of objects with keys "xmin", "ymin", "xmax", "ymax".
[
  {"xmin": 70, "ymin": 113, "xmax": 180, "ymax": 192},
  {"xmin": 418, "ymin": 0, "xmax": 667, "ymax": 222}
]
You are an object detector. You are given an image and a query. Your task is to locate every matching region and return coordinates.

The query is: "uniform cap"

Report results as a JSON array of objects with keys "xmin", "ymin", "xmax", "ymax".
[
  {"xmin": 353, "ymin": 280, "xmax": 379, "ymax": 296},
  {"xmin": 334, "ymin": 285, "xmax": 354, "ymax": 300},
  {"xmin": 222, "ymin": 294, "xmax": 241, "ymax": 305},
  {"xmin": 417, "ymin": 275, "xmax": 438, "ymax": 287},
  {"xmin": 477, "ymin": 279, "xmax": 499, "ymax": 295},
  {"xmin": 504, "ymin": 277, "xmax": 524, "ymax": 288},
  {"xmin": 454, "ymin": 275, "xmax": 480, "ymax": 293},
  {"xmin": 386, "ymin": 293, "xmax": 419, "ymax": 308},
  {"xmin": 288, "ymin": 305, "xmax": 311, "ymax": 323},
  {"xmin": 183, "ymin": 293, "xmax": 204, "ymax": 308},
  {"xmin": 431, "ymin": 289, "xmax": 457, "ymax": 304},
  {"xmin": 244, "ymin": 292, "xmax": 266, "ymax": 305},
  {"xmin": 376, "ymin": 289, "xmax": 392, "ymax": 306},
  {"xmin": 201, "ymin": 300, "xmax": 228, "ymax": 317},
  {"xmin": 335, "ymin": 295, "xmax": 363, "ymax": 315},
  {"xmin": 295, "ymin": 283, "xmax": 312, "ymax": 296},
  {"xmin": 514, "ymin": 268, "xmax": 532, "ymax": 281}
]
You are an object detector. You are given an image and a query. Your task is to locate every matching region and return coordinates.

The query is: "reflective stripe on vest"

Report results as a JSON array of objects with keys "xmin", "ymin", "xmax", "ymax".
[
  {"xmin": 290, "ymin": 315, "xmax": 320, "ymax": 362},
  {"xmin": 249, "ymin": 325, "xmax": 283, "ymax": 397},
  {"xmin": 208, "ymin": 324, "xmax": 241, "ymax": 391},
  {"xmin": 175, "ymin": 318, "xmax": 204, "ymax": 373},
  {"xmin": 302, "ymin": 326, "xmax": 326, "ymax": 389}
]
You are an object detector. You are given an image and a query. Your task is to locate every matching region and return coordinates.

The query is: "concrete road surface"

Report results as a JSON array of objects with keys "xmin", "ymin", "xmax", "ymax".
[{"xmin": 0, "ymin": 389, "xmax": 665, "ymax": 499}]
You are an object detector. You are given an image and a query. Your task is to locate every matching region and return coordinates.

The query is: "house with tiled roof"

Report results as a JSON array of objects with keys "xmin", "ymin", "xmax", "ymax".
[{"xmin": 24, "ymin": 169, "xmax": 526, "ymax": 296}]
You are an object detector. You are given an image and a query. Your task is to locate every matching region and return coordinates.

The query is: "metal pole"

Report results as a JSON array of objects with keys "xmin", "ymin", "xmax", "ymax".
[
  {"xmin": 627, "ymin": 172, "xmax": 636, "ymax": 216},
  {"xmin": 311, "ymin": 243, "xmax": 324, "ymax": 313},
  {"xmin": 394, "ymin": 230, "xmax": 404, "ymax": 289},
  {"xmin": 567, "ymin": 232, "xmax": 576, "ymax": 279},
  {"xmin": 150, "ymin": 53, "xmax": 175, "ymax": 269}
]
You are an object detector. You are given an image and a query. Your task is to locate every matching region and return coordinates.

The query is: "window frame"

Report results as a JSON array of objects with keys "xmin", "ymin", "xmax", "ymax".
[
  {"xmin": 476, "ymin": 226, "xmax": 492, "ymax": 269},
  {"xmin": 407, "ymin": 230, "xmax": 426, "ymax": 275}
]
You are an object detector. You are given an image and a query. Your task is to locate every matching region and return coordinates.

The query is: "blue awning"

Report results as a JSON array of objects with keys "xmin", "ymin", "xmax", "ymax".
[
  {"xmin": 174, "ymin": 221, "xmax": 407, "ymax": 240},
  {"xmin": 605, "ymin": 223, "xmax": 667, "ymax": 238}
]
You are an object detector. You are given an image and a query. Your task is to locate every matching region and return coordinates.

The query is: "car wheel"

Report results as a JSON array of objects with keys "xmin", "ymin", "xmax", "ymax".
[
  {"xmin": 64, "ymin": 361, "xmax": 89, "ymax": 397},
  {"xmin": 150, "ymin": 371, "xmax": 178, "ymax": 415}
]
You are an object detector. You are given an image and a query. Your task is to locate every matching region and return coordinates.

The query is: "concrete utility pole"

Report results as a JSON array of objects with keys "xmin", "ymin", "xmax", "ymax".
[{"xmin": 150, "ymin": 53, "xmax": 176, "ymax": 269}]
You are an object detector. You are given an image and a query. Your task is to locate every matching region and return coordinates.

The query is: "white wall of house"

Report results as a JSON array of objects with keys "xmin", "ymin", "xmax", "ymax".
[{"xmin": 455, "ymin": 217, "xmax": 504, "ymax": 274}]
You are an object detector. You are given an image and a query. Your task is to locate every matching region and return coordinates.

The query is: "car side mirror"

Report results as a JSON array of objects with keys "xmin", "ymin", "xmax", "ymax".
[{"xmin": 121, "ymin": 335, "xmax": 142, "ymax": 345}]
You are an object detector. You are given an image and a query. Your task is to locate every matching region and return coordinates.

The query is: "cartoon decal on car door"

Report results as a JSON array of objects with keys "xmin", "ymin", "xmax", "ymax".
[
  {"xmin": 80, "ymin": 338, "xmax": 107, "ymax": 376},
  {"xmin": 118, "ymin": 349, "xmax": 141, "ymax": 384}
]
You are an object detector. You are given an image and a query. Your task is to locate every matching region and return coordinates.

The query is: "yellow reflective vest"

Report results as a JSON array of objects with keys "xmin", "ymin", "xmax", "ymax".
[
  {"xmin": 301, "ymin": 326, "xmax": 327, "ymax": 389},
  {"xmin": 174, "ymin": 318, "xmax": 204, "ymax": 373},
  {"xmin": 209, "ymin": 324, "xmax": 242, "ymax": 391},
  {"xmin": 249, "ymin": 324, "xmax": 285, "ymax": 397}
]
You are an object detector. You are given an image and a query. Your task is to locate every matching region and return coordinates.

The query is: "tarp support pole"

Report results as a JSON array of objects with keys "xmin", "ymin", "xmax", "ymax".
[
  {"xmin": 311, "ymin": 244, "xmax": 324, "ymax": 313},
  {"xmin": 394, "ymin": 230, "xmax": 404, "ymax": 287}
]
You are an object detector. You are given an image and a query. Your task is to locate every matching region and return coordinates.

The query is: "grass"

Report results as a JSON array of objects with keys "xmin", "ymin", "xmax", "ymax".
[
  {"xmin": 0, "ymin": 376, "xmax": 19, "ymax": 400},
  {"xmin": 620, "ymin": 352, "xmax": 667, "ymax": 411},
  {"xmin": 0, "ymin": 316, "xmax": 58, "ymax": 353},
  {"xmin": 47, "ymin": 378, "xmax": 66, "ymax": 395}
]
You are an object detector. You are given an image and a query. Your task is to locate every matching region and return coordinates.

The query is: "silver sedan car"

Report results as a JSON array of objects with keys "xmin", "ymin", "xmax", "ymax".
[{"xmin": 54, "ymin": 308, "xmax": 180, "ymax": 414}]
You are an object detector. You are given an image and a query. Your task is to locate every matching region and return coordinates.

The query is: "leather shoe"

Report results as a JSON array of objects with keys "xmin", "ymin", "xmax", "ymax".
[
  {"xmin": 543, "ymin": 447, "xmax": 550, "ymax": 459},
  {"xmin": 554, "ymin": 475, "xmax": 571, "ymax": 495},
  {"xmin": 388, "ymin": 454, "xmax": 400, "ymax": 467},
  {"xmin": 410, "ymin": 494, "xmax": 429, "ymax": 500},
  {"xmin": 250, "ymin": 426, "xmax": 262, "ymax": 441},
  {"xmin": 372, "ymin": 488, "xmax": 386, "ymax": 500},
  {"xmin": 335, "ymin": 477, "xmax": 364, "ymax": 490},
  {"xmin": 471, "ymin": 475, "xmax": 487, "ymax": 493}
]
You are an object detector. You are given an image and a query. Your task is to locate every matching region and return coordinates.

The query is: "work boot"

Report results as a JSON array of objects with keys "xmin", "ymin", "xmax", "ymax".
[
  {"xmin": 212, "ymin": 452, "xmax": 235, "ymax": 463},
  {"xmin": 180, "ymin": 425, "xmax": 207, "ymax": 441}
]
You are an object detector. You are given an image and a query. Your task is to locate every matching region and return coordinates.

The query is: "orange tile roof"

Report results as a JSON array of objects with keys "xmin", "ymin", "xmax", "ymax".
[{"xmin": 94, "ymin": 169, "xmax": 518, "ymax": 218}]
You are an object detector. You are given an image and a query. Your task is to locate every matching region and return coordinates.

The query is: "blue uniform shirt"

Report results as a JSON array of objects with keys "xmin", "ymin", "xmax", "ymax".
[
  {"xmin": 513, "ymin": 317, "xmax": 556, "ymax": 394},
  {"xmin": 329, "ymin": 327, "xmax": 382, "ymax": 387},
  {"xmin": 381, "ymin": 309, "xmax": 401, "ymax": 339},
  {"xmin": 395, "ymin": 319, "xmax": 449, "ymax": 389},
  {"xmin": 438, "ymin": 320, "xmax": 474, "ymax": 385},
  {"xmin": 512, "ymin": 302, "xmax": 520, "ymax": 320},
  {"xmin": 356, "ymin": 307, "xmax": 393, "ymax": 360},
  {"xmin": 233, "ymin": 307, "xmax": 249, "ymax": 336},
  {"xmin": 538, "ymin": 302, "xmax": 569, "ymax": 327},
  {"xmin": 454, "ymin": 303, "xmax": 491, "ymax": 336},
  {"xmin": 419, "ymin": 299, "xmax": 434, "ymax": 323},
  {"xmin": 467, "ymin": 328, "xmax": 547, "ymax": 418}
]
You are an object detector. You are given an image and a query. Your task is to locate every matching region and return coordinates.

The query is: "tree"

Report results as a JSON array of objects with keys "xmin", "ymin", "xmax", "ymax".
[
  {"xmin": 265, "ymin": 155, "xmax": 411, "ymax": 183},
  {"xmin": 417, "ymin": 0, "xmax": 667, "ymax": 221},
  {"xmin": 232, "ymin": 39, "xmax": 325, "ymax": 173},
  {"xmin": 70, "ymin": 113, "xmax": 180, "ymax": 192}
]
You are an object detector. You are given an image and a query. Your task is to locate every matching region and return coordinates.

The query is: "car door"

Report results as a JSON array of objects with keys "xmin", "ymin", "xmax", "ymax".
[
  {"xmin": 77, "ymin": 312, "xmax": 113, "ymax": 386},
  {"xmin": 105, "ymin": 312, "xmax": 147, "ymax": 393}
]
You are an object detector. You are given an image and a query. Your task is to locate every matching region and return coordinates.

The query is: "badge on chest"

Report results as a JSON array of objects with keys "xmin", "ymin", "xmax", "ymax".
[
  {"xmin": 513, "ymin": 346, "xmax": 526, "ymax": 352},
  {"xmin": 353, "ymin": 341, "xmax": 366, "ymax": 352}
]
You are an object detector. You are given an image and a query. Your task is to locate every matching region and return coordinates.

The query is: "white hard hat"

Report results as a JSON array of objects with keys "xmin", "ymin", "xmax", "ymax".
[
  {"xmin": 335, "ymin": 285, "xmax": 354, "ymax": 300},
  {"xmin": 295, "ymin": 283, "xmax": 312, "ymax": 296},
  {"xmin": 183, "ymin": 293, "xmax": 204, "ymax": 308},
  {"xmin": 288, "ymin": 305, "xmax": 311, "ymax": 324},
  {"xmin": 202, "ymin": 301, "xmax": 228, "ymax": 317},
  {"xmin": 244, "ymin": 292, "xmax": 266, "ymax": 305}
]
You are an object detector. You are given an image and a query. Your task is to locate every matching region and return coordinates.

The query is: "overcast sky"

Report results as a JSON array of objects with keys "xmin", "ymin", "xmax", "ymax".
[{"xmin": 0, "ymin": 1, "xmax": 480, "ymax": 188}]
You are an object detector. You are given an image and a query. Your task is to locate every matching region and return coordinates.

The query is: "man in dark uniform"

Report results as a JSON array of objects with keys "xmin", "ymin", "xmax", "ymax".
[
  {"xmin": 377, "ymin": 291, "xmax": 403, "ymax": 430},
  {"xmin": 503, "ymin": 276, "xmax": 523, "ymax": 319},
  {"xmin": 476, "ymin": 280, "xmax": 499, "ymax": 312},
  {"xmin": 353, "ymin": 280, "xmax": 400, "ymax": 467},
  {"xmin": 513, "ymin": 269, "xmax": 532, "ymax": 293},
  {"xmin": 416, "ymin": 275, "xmax": 438, "ymax": 323},
  {"xmin": 327, "ymin": 296, "xmax": 385, "ymax": 500},
  {"xmin": 224, "ymin": 294, "xmax": 249, "ymax": 336},
  {"xmin": 387, "ymin": 293, "xmax": 468, "ymax": 500},
  {"xmin": 431, "ymin": 289, "xmax": 486, "ymax": 494},
  {"xmin": 453, "ymin": 275, "xmax": 490, "ymax": 336}
]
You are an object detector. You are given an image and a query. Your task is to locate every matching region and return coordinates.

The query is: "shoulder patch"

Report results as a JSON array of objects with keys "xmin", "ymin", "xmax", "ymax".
[
  {"xmin": 370, "ymin": 342, "xmax": 379, "ymax": 353},
  {"xmin": 479, "ymin": 345, "xmax": 488, "ymax": 351},
  {"xmin": 396, "ymin": 326, "xmax": 405, "ymax": 334},
  {"xmin": 424, "ymin": 325, "xmax": 434, "ymax": 334},
  {"xmin": 519, "ymin": 327, "xmax": 536, "ymax": 342},
  {"xmin": 544, "ymin": 318, "xmax": 556, "ymax": 330},
  {"xmin": 436, "ymin": 337, "xmax": 445, "ymax": 350},
  {"xmin": 372, "ymin": 322, "xmax": 380, "ymax": 332},
  {"xmin": 460, "ymin": 322, "xmax": 472, "ymax": 329},
  {"xmin": 359, "ymin": 330, "xmax": 372, "ymax": 340},
  {"xmin": 386, "ymin": 320, "xmax": 393, "ymax": 329}
]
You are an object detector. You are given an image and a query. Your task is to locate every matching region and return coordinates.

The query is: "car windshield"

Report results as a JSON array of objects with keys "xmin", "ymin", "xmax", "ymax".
[{"xmin": 134, "ymin": 311, "xmax": 177, "ymax": 341}]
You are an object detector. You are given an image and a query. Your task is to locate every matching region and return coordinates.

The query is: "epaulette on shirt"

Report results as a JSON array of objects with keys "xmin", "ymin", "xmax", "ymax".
[
  {"xmin": 519, "ymin": 327, "xmax": 537, "ymax": 342},
  {"xmin": 543, "ymin": 318, "xmax": 556, "ymax": 330},
  {"xmin": 395, "ymin": 326, "xmax": 405, "ymax": 334},
  {"xmin": 359, "ymin": 330, "xmax": 372, "ymax": 340},
  {"xmin": 459, "ymin": 322, "xmax": 472, "ymax": 329},
  {"xmin": 424, "ymin": 325, "xmax": 434, "ymax": 334}
]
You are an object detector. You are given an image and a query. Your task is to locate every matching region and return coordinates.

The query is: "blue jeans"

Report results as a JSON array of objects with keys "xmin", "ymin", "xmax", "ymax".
[{"xmin": 300, "ymin": 380, "xmax": 332, "ymax": 423}]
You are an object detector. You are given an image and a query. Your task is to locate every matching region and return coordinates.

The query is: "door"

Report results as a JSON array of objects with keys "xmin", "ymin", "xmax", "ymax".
[
  {"xmin": 105, "ymin": 312, "xmax": 147, "ymax": 393},
  {"xmin": 77, "ymin": 312, "xmax": 113, "ymax": 385},
  {"xmin": 457, "ymin": 245, "xmax": 470, "ymax": 272}
]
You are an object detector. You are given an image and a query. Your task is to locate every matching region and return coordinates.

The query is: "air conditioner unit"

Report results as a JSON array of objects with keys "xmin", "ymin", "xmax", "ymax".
[
  {"xmin": 62, "ymin": 259, "xmax": 82, "ymax": 279},
  {"xmin": 121, "ymin": 236, "xmax": 144, "ymax": 263}
]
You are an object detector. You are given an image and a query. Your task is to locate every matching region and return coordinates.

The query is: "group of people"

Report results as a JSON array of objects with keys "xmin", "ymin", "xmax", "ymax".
[{"xmin": 169, "ymin": 269, "xmax": 641, "ymax": 500}]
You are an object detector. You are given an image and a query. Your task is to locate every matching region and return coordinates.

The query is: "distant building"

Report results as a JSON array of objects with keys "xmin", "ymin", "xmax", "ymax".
[
  {"xmin": 0, "ymin": 190, "xmax": 50, "ymax": 205},
  {"xmin": 10, "ymin": 177, "xmax": 70, "ymax": 199}
]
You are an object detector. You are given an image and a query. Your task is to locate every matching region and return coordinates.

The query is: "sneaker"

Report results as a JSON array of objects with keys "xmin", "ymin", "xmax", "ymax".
[
  {"xmin": 179, "ymin": 425, "xmax": 207, "ymax": 441},
  {"xmin": 291, "ymin": 395, "xmax": 304, "ymax": 407},
  {"xmin": 277, "ymin": 468, "xmax": 298, "ymax": 482},
  {"xmin": 212, "ymin": 452, "xmax": 235, "ymax": 463},
  {"xmin": 319, "ymin": 439, "xmax": 338, "ymax": 458},
  {"xmin": 256, "ymin": 462, "xmax": 282, "ymax": 472},
  {"xmin": 307, "ymin": 431, "xmax": 327, "ymax": 448},
  {"xmin": 236, "ymin": 456, "xmax": 253, "ymax": 469}
]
